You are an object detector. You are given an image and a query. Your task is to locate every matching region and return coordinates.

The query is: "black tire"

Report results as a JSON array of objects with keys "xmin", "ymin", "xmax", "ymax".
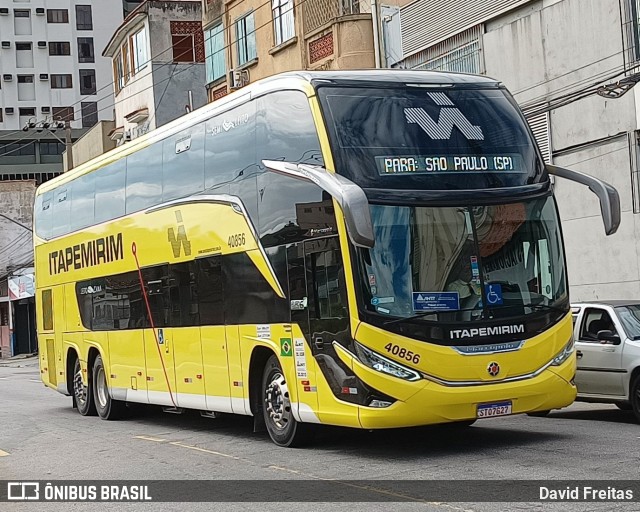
[
  {"xmin": 527, "ymin": 410, "xmax": 551, "ymax": 417},
  {"xmin": 631, "ymin": 375, "xmax": 640, "ymax": 423},
  {"xmin": 72, "ymin": 357, "xmax": 96, "ymax": 416},
  {"xmin": 261, "ymin": 355, "xmax": 314, "ymax": 447},
  {"xmin": 92, "ymin": 354, "xmax": 126, "ymax": 420},
  {"xmin": 615, "ymin": 402, "xmax": 632, "ymax": 411}
]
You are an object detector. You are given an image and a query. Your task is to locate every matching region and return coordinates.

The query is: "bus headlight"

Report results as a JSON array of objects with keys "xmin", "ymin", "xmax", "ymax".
[
  {"xmin": 551, "ymin": 337, "xmax": 574, "ymax": 366},
  {"xmin": 354, "ymin": 342, "xmax": 421, "ymax": 381}
]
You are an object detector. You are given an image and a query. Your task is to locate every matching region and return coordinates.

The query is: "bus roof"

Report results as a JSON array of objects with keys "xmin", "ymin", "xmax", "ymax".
[
  {"xmin": 37, "ymin": 69, "xmax": 500, "ymax": 195},
  {"xmin": 273, "ymin": 69, "xmax": 501, "ymax": 87}
]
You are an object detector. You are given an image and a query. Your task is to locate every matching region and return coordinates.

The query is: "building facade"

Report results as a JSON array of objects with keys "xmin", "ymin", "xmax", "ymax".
[
  {"xmin": 201, "ymin": 0, "xmax": 377, "ymax": 102},
  {"xmin": 388, "ymin": 0, "xmax": 640, "ymax": 301},
  {"xmin": 0, "ymin": 180, "xmax": 37, "ymax": 358},
  {"xmin": 0, "ymin": 1, "xmax": 123, "ymax": 182},
  {"xmin": 102, "ymin": 0, "xmax": 207, "ymax": 146}
]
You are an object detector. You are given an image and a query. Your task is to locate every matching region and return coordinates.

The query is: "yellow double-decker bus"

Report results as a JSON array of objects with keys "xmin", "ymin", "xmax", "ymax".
[{"xmin": 34, "ymin": 70, "xmax": 620, "ymax": 446}]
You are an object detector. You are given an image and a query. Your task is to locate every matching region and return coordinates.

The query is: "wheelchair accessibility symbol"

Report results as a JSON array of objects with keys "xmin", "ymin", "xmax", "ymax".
[{"xmin": 485, "ymin": 284, "xmax": 503, "ymax": 306}]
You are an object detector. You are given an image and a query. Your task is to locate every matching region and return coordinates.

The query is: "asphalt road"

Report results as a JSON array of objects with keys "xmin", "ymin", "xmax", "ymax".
[{"xmin": 1, "ymin": 357, "xmax": 639, "ymax": 511}]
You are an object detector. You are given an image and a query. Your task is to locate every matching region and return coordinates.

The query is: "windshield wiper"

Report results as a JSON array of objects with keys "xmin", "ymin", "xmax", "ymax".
[{"xmin": 524, "ymin": 303, "xmax": 570, "ymax": 314}]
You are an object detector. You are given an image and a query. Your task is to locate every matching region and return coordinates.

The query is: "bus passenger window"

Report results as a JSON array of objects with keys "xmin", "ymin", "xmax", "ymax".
[{"xmin": 197, "ymin": 256, "xmax": 224, "ymax": 326}]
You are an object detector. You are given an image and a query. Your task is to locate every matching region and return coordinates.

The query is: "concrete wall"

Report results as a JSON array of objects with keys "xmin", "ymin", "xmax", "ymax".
[
  {"xmin": 152, "ymin": 62, "xmax": 207, "ymax": 126},
  {"xmin": 0, "ymin": 181, "xmax": 36, "ymax": 278},
  {"xmin": 481, "ymin": 0, "xmax": 639, "ymax": 300},
  {"xmin": 64, "ymin": 120, "xmax": 116, "ymax": 169}
]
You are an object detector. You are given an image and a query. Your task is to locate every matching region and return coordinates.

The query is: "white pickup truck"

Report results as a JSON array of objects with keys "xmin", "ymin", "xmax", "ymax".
[{"xmin": 570, "ymin": 301, "xmax": 640, "ymax": 421}]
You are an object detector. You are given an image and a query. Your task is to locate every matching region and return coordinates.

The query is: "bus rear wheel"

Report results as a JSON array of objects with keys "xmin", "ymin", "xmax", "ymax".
[
  {"xmin": 73, "ymin": 357, "xmax": 96, "ymax": 416},
  {"xmin": 93, "ymin": 354, "xmax": 125, "ymax": 420},
  {"xmin": 262, "ymin": 355, "xmax": 314, "ymax": 447}
]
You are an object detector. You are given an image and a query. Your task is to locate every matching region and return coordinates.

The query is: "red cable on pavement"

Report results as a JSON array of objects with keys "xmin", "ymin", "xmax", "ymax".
[{"xmin": 132, "ymin": 242, "xmax": 177, "ymax": 409}]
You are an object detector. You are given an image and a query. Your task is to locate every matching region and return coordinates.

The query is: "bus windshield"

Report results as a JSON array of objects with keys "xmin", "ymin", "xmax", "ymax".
[{"xmin": 355, "ymin": 196, "xmax": 568, "ymax": 328}]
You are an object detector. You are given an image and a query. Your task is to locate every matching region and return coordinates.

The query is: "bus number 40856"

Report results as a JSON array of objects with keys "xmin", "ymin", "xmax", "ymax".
[{"xmin": 228, "ymin": 233, "xmax": 246, "ymax": 248}]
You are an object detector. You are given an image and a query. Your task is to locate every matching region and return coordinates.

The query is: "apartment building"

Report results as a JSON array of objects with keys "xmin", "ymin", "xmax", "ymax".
[
  {"xmin": 201, "ymin": 0, "xmax": 377, "ymax": 102},
  {"xmin": 0, "ymin": 1, "xmax": 123, "ymax": 182},
  {"xmin": 102, "ymin": 0, "xmax": 207, "ymax": 145}
]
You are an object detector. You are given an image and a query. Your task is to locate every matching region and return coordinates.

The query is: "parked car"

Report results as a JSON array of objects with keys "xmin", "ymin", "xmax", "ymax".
[{"xmin": 568, "ymin": 301, "xmax": 640, "ymax": 421}]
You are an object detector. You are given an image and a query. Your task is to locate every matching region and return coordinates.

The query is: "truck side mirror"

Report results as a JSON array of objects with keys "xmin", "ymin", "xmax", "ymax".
[{"xmin": 597, "ymin": 330, "xmax": 621, "ymax": 345}]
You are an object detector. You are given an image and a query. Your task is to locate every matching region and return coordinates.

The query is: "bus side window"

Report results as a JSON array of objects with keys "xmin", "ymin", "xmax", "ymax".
[
  {"xmin": 167, "ymin": 262, "xmax": 199, "ymax": 327},
  {"xmin": 35, "ymin": 191, "xmax": 53, "ymax": 240},
  {"xmin": 306, "ymin": 239, "xmax": 349, "ymax": 323},
  {"xmin": 50, "ymin": 188, "xmax": 70, "ymax": 238},
  {"xmin": 94, "ymin": 160, "xmax": 126, "ymax": 224},
  {"xmin": 197, "ymin": 256, "xmax": 224, "ymax": 326}
]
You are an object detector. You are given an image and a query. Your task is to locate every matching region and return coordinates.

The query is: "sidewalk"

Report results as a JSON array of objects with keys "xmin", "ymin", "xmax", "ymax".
[{"xmin": 0, "ymin": 353, "xmax": 39, "ymax": 368}]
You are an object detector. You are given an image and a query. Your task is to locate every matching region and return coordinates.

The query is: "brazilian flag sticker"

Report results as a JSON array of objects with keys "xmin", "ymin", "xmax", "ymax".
[{"xmin": 280, "ymin": 338, "xmax": 292, "ymax": 357}]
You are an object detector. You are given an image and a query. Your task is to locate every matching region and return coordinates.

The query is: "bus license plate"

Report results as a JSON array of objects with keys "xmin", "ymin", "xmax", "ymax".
[{"xmin": 477, "ymin": 401, "xmax": 512, "ymax": 418}]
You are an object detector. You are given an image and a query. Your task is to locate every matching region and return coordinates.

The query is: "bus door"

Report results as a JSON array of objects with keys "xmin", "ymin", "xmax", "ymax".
[
  {"xmin": 298, "ymin": 237, "xmax": 351, "ymax": 420},
  {"xmin": 141, "ymin": 267, "xmax": 177, "ymax": 407},
  {"xmin": 165, "ymin": 262, "xmax": 210, "ymax": 411}
]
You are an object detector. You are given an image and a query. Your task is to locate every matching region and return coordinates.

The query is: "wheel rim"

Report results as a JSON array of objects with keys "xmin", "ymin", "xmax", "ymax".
[
  {"xmin": 96, "ymin": 365, "xmax": 108, "ymax": 408},
  {"xmin": 73, "ymin": 361, "xmax": 87, "ymax": 408},
  {"xmin": 264, "ymin": 371, "xmax": 291, "ymax": 431}
]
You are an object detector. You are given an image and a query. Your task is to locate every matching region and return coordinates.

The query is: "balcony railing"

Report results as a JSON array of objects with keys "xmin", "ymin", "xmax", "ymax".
[{"xmin": 303, "ymin": 0, "xmax": 362, "ymax": 34}]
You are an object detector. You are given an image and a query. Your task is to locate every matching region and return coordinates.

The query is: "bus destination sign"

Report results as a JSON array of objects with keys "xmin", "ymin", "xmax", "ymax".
[{"xmin": 376, "ymin": 154, "xmax": 523, "ymax": 176}]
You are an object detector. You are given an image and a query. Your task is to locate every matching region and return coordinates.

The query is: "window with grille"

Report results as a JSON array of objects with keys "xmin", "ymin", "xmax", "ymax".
[
  {"xmin": 47, "ymin": 9, "xmax": 68, "ymax": 23},
  {"xmin": 75, "ymin": 5, "xmax": 92, "ymax": 30},
  {"xmin": 404, "ymin": 25, "xmax": 484, "ymax": 75},
  {"xmin": 51, "ymin": 74, "xmax": 72, "ymax": 88},
  {"xmin": 77, "ymin": 37, "xmax": 94, "ymax": 63},
  {"xmin": 49, "ymin": 42, "xmax": 71, "ymax": 56},
  {"xmin": 52, "ymin": 106, "xmax": 74, "ymax": 121},
  {"xmin": 79, "ymin": 69, "xmax": 96, "ymax": 95}
]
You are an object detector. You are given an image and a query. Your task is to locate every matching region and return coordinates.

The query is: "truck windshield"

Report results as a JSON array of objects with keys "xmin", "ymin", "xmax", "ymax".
[
  {"xmin": 354, "ymin": 195, "xmax": 568, "ymax": 327},
  {"xmin": 615, "ymin": 305, "xmax": 640, "ymax": 339}
]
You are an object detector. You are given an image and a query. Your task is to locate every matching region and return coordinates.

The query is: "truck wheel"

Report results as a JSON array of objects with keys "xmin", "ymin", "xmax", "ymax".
[
  {"xmin": 93, "ymin": 354, "xmax": 126, "ymax": 420},
  {"xmin": 631, "ymin": 376, "xmax": 640, "ymax": 423},
  {"xmin": 73, "ymin": 358, "xmax": 96, "ymax": 416},
  {"xmin": 262, "ymin": 355, "xmax": 314, "ymax": 447}
]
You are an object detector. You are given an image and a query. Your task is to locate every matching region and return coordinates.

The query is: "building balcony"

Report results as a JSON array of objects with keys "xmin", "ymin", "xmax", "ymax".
[{"xmin": 302, "ymin": 0, "xmax": 375, "ymax": 70}]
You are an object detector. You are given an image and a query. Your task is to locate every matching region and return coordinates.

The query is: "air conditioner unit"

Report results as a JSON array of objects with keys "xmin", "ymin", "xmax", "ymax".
[
  {"xmin": 39, "ymin": 73, "xmax": 49, "ymax": 81},
  {"xmin": 229, "ymin": 69, "xmax": 249, "ymax": 90},
  {"xmin": 1, "ymin": 41, "xmax": 10, "ymax": 49},
  {"xmin": 5, "ymin": 107, "xmax": 14, "ymax": 115},
  {"xmin": 35, "ymin": 8, "xmax": 45, "ymax": 15},
  {"xmin": 41, "ymin": 106, "xmax": 51, "ymax": 114},
  {"xmin": 37, "ymin": 41, "xmax": 47, "ymax": 48},
  {"xmin": 0, "ymin": 8, "xmax": 9, "ymax": 15},
  {"xmin": 3, "ymin": 74, "xmax": 12, "ymax": 82}
]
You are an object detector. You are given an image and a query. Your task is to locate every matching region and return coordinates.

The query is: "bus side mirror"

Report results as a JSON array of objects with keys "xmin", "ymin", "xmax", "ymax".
[
  {"xmin": 262, "ymin": 160, "xmax": 375, "ymax": 248},
  {"xmin": 546, "ymin": 164, "xmax": 620, "ymax": 236}
]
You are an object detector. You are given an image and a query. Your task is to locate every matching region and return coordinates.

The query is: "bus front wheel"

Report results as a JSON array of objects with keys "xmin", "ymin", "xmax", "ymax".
[
  {"xmin": 261, "ymin": 355, "xmax": 314, "ymax": 447},
  {"xmin": 73, "ymin": 357, "xmax": 96, "ymax": 416},
  {"xmin": 92, "ymin": 354, "xmax": 126, "ymax": 420}
]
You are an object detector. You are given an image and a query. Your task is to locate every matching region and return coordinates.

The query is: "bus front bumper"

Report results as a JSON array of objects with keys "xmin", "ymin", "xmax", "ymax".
[{"xmin": 357, "ymin": 360, "xmax": 576, "ymax": 429}]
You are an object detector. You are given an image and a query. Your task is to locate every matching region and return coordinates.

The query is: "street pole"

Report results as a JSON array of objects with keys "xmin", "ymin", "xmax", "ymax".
[{"xmin": 65, "ymin": 120, "xmax": 74, "ymax": 171}]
